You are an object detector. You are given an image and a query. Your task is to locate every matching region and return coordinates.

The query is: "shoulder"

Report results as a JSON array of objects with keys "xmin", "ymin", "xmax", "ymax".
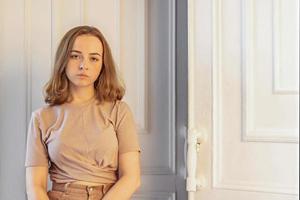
[
  {"xmin": 116, "ymin": 100, "xmax": 132, "ymax": 113},
  {"xmin": 31, "ymin": 104, "xmax": 61, "ymax": 122},
  {"xmin": 93, "ymin": 99, "xmax": 133, "ymax": 119},
  {"xmin": 115, "ymin": 100, "xmax": 135, "ymax": 121}
]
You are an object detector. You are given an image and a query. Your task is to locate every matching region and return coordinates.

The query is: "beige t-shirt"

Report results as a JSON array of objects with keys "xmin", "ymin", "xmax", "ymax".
[{"xmin": 25, "ymin": 97, "xmax": 141, "ymax": 184}]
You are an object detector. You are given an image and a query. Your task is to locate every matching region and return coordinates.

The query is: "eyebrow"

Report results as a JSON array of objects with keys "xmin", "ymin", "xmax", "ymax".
[{"xmin": 70, "ymin": 50, "xmax": 102, "ymax": 56}]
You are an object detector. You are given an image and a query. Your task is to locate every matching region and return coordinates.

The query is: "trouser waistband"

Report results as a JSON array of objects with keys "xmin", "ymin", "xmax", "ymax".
[{"xmin": 52, "ymin": 182, "xmax": 111, "ymax": 192}]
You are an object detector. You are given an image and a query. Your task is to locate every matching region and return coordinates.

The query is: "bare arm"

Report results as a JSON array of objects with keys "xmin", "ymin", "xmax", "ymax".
[
  {"xmin": 102, "ymin": 151, "xmax": 141, "ymax": 200},
  {"xmin": 26, "ymin": 166, "xmax": 49, "ymax": 200}
]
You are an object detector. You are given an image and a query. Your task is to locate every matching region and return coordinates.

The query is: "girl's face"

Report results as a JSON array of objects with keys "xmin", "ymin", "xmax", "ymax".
[{"xmin": 65, "ymin": 34, "xmax": 103, "ymax": 90}]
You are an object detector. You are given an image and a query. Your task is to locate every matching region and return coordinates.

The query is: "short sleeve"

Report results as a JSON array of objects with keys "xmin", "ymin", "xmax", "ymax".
[
  {"xmin": 25, "ymin": 112, "xmax": 49, "ymax": 167},
  {"xmin": 116, "ymin": 101, "xmax": 141, "ymax": 154}
]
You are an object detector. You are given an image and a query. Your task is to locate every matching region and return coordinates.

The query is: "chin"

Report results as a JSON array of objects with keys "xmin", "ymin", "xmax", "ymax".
[{"xmin": 71, "ymin": 81, "xmax": 92, "ymax": 88}]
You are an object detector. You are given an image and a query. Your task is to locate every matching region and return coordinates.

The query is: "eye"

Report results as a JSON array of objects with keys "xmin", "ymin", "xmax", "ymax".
[
  {"xmin": 70, "ymin": 54, "xmax": 80, "ymax": 59},
  {"xmin": 90, "ymin": 57, "xmax": 99, "ymax": 62}
]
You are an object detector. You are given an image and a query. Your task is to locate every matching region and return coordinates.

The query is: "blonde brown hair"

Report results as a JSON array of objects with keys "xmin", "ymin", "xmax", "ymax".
[{"xmin": 43, "ymin": 25, "xmax": 125, "ymax": 106}]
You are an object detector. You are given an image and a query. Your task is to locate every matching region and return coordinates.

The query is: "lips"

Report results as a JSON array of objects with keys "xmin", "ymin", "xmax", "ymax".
[{"xmin": 77, "ymin": 74, "xmax": 88, "ymax": 77}]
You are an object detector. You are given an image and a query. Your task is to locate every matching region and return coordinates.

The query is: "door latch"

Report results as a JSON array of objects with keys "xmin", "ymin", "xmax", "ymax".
[{"xmin": 186, "ymin": 127, "xmax": 207, "ymax": 192}]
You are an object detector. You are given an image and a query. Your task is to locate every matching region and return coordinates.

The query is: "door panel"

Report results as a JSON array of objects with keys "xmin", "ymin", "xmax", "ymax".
[{"xmin": 188, "ymin": 0, "xmax": 299, "ymax": 199}]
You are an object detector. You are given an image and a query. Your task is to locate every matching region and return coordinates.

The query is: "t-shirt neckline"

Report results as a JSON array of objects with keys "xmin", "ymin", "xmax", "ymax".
[{"xmin": 63, "ymin": 95, "xmax": 97, "ymax": 109}]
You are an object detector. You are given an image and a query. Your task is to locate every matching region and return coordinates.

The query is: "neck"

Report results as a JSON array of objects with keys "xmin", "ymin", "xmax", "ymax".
[{"xmin": 69, "ymin": 85, "xmax": 95, "ymax": 103}]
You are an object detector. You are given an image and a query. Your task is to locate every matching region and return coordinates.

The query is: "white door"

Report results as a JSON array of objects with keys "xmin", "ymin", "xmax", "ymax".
[
  {"xmin": 0, "ymin": 0, "xmax": 187, "ymax": 199},
  {"xmin": 187, "ymin": 0, "xmax": 299, "ymax": 199}
]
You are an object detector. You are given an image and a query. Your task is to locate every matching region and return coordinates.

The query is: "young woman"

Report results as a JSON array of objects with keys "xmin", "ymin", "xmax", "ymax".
[{"xmin": 25, "ymin": 25, "xmax": 141, "ymax": 200}]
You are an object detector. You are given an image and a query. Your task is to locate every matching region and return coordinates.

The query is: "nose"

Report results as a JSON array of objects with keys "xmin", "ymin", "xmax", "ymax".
[{"xmin": 79, "ymin": 60, "xmax": 88, "ymax": 70}]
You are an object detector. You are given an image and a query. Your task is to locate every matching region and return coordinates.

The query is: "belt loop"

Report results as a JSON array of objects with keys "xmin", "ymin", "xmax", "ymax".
[
  {"xmin": 102, "ymin": 184, "xmax": 111, "ymax": 194},
  {"xmin": 64, "ymin": 182, "xmax": 70, "ymax": 191},
  {"xmin": 102, "ymin": 185, "xmax": 106, "ymax": 195}
]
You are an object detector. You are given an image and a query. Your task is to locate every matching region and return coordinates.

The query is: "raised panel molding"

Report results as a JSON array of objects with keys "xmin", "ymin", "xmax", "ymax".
[
  {"xmin": 166, "ymin": 0, "xmax": 176, "ymax": 176},
  {"xmin": 143, "ymin": 166, "xmax": 174, "ymax": 175},
  {"xmin": 142, "ymin": 0, "xmax": 176, "ymax": 175},
  {"xmin": 273, "ymin": 0, "xmax": 299, "ymax": 94},
  {"xmin": 26, "ymin": 0, "xmax": 53, "ymax": 114},
  {"xmin": 132, "ymin": 192, "xmax": 175, "ymax": 200},
  {"xmin": 119, "ymin": 0, "xmax": 175, "ymax": 176},
  {"xmin": 212, "ymin": 0, "xmax": 299, "ymax": 195},
  {"xmin": 24, "ymin": 0, "xmax": 33, "ymax": 121},
  {"xmin": 243, "ymin": 129, "xmax": 299, "ymax": 143},
  {"xmin": 214, "ymin": 180, "xmax": 298, "ymax": 195},
  {"xmin": 136, "ymin": 0, "xmax": 147, "ymax": 134},
  {"xmin": 120, "ymin": 0, "xmax": 148, "ymax": 135},
  {"xmin": 241, "ymin": 0, "xmax": 299, "ymax": 143},
  {"xmin": 80, "ymin": 0, "xmax": 86, "ymax": 24}
]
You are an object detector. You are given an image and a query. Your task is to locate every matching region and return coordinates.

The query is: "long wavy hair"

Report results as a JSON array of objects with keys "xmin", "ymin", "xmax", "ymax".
[{"xmin": 43, "ymin": 25, "xmax": 125, "ymax": 106}]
